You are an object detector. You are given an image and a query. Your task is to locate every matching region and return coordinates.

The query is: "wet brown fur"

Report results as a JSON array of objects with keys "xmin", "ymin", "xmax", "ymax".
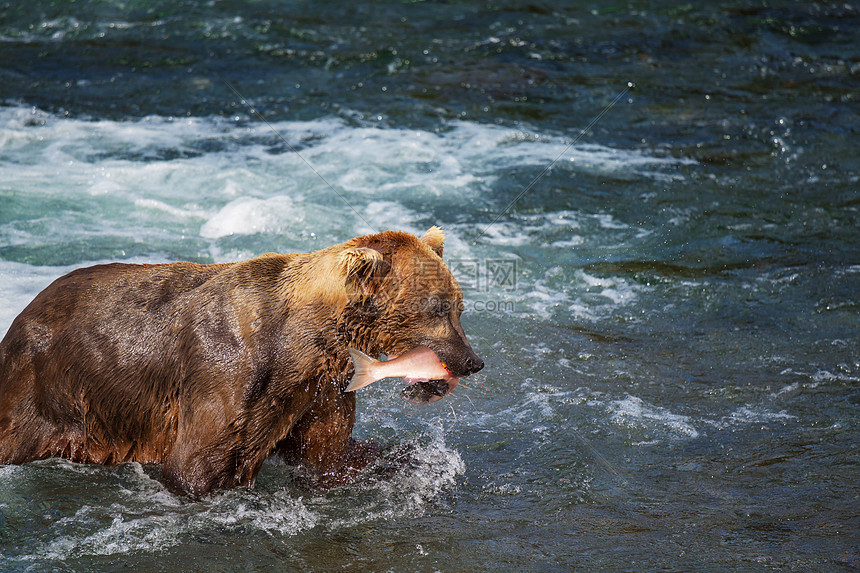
[{"xmin": 0, "ymin": 228, "xmax": 482, "ymax": 496}]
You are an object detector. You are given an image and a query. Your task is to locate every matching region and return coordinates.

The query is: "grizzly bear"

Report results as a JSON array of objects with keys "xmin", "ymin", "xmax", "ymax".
[{"xmin": 0, "ymin": 227, "xmax": 483, "ymax": 496}]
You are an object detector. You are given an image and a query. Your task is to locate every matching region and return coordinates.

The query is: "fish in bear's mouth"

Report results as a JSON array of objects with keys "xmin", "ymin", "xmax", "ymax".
[{"xmin": 345, "ymin": 346, "xmax": 464, "ymax": 404}]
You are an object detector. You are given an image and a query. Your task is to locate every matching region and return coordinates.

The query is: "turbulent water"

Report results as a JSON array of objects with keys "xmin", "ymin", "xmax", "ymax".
[{"xmin": 1, "ymin": 1, "xmax": 859, "ymax": 571}]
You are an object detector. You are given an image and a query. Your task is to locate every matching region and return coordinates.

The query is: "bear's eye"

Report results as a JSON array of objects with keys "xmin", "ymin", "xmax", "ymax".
[{"xmin": 423, "ymin": 296, "xmax": 451, "ymax": 317}]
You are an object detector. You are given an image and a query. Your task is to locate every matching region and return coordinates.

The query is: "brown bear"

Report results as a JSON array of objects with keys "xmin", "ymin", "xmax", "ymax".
[{"xmin": 0, "ymin": 227, "xmax": 483, "ymax": 496}]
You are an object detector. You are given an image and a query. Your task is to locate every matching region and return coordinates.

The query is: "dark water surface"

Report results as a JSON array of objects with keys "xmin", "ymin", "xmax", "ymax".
[{"xmin": 1, "ymin": 1, "xmax": 858, "ymax": 571}]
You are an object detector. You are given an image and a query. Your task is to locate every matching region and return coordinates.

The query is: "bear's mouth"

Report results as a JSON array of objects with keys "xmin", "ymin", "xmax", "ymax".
[{"xmin": 400, "ymin": 377, "xmax": 460, "ymax": 404}]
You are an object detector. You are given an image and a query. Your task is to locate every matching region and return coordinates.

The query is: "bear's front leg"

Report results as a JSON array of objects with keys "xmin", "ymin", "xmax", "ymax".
[
  {"xmin": 160, "ymin": 397, "xmax": 279, "ymax": 497},
  {"xmin": 162, "ymin": 424, "xmax": 264, "ymax": 497},
  {"xmin": 276, "ymin": 382, "xmax": 379, "ymax": 488}
]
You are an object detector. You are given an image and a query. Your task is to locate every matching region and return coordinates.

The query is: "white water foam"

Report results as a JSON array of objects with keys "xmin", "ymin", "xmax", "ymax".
[
  {"xmin": 522, "ymin": 268, "xmax": 641, "ymax": 321},
  {"xmin": 22, "ymin": 490, "xmax": 319, "ymax": 561},
  {"xmin": 1, "ymin": 106, "xmax": 692, "ymax": 240},
  {"xmin": 475, "ymin": 210, "xmax": 638, "ymax": 249},
  {"xmin": 200, "ymin": 195, "xmax": 308, "ymax": 239},
  {"xmin": 1, "ymin": 426, "xmax": 464, "ymax": 562},
  {"xmin": 324, "ymin": 428, "xmax": 465, "ymax": 529},
  {"xmin": 607, "ymin": 395, "xmax": 700, "ymax": 441},
  {"xmin": 703, "ymin": 406, "xmax": 798, "ymax": 431},
  {"xmin": 1, "ymin": 105, "xmax": 690, "ymax": 334}
]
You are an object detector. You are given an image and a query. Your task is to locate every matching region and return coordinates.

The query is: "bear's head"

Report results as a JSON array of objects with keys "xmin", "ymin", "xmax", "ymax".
[{"xmin": 337, "ymin": 227, "xmax": 484, "ymax": 380}]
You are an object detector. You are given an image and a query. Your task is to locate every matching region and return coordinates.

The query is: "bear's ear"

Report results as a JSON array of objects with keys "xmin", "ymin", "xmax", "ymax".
[
  {"xmin": 421, "ymin": 226, "xmax": 445, "ymax": 257},
  {"xmin": 340, "ymin": 247, "xmax": 383, "ymax": 279},
  {"xmin": 340, "ymin": 247, "xmax": 387, "ymax": 299}
]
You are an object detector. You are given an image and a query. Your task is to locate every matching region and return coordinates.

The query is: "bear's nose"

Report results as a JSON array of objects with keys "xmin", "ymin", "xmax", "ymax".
[{"xmin": 464, "ymin": 354, "xmax": 484, "ymax": 375}]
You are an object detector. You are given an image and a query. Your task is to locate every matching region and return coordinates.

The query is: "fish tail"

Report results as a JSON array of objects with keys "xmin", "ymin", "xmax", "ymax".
[{"xmin": 345, "ymin": 347, "xmax": 377, "ymax": 392}]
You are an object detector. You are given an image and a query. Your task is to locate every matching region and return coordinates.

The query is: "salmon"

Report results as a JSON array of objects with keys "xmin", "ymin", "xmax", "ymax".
[{"xmin": 345, "ymin": 346, "xmax": 458, "ymax": 392}]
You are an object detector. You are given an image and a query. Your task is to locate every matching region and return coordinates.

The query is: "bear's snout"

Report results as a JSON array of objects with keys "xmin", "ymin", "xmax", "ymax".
[{"xmin": 441, "ymin": 346, "xmax": 484, "ymax": 378}]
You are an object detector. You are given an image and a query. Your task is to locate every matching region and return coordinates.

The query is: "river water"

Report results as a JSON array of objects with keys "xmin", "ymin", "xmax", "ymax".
[{"xmin": 1, "ymin": 1, "xmax": 858, "ymax": 571}]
